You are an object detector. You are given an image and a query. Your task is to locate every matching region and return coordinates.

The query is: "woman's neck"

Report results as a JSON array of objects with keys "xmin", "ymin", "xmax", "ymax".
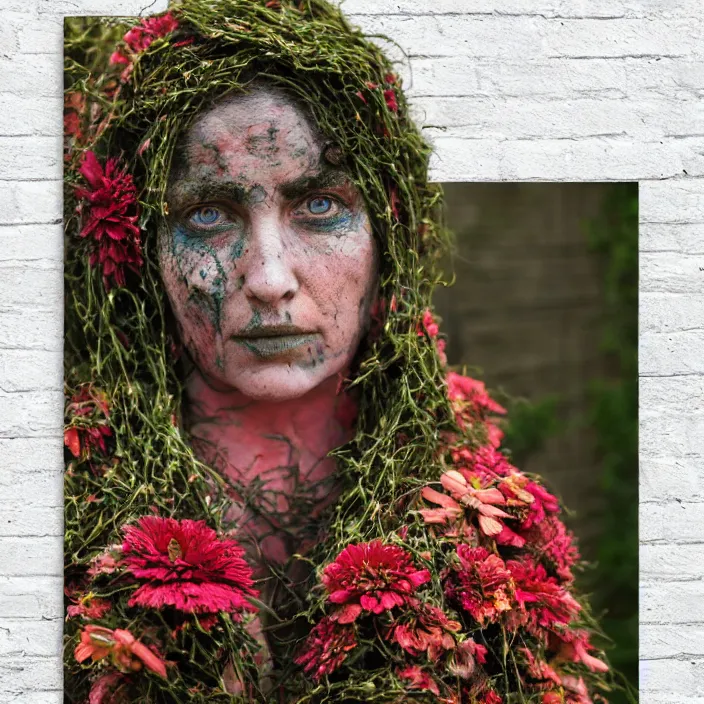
[{"xmin": 184, "ymin": 367, "xmax": 357, "ymax": 579}]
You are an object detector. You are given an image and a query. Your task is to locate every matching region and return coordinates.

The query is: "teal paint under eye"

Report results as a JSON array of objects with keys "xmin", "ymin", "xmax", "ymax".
[
  {"xmin": 298, "ymin": 211, "xmax": 354, "ymax": 234},
  {"xmin": 231, "ymin": 238, "xmax": 245, "ymax": 260},
  {"xmin": 173, "ymin": 224, "xmax": 228, "ymax": 333}
]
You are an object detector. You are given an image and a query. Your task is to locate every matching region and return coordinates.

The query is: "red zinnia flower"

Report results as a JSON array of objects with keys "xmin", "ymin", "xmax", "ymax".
[
  {"xmin": 75, "ymin": 151, "xmax": 143, "ymax": 289},
  {"xmin": 111, "ymin": 12, "xmax": 179, "ymax": 63},
  {"xmin": 64, "ymin": 384, "xmax": 112, "ymax": 460},
  {"xmin": 295, "ymin": 617, "xmax": 357, "ymax": 680},
  {"xmin": 322, "ymin": 540, "xmax": 431, "ymax": 623},
  {"xmin": 74, "ymin": 625, "xmax": 166, "ymax": 678},
  {"xmin": 384, "ymin": 88, "xmax": 399, "ymax": 112},
  {"xmin": 497, "ymin": 473, "xmax": 561, "ymax": 543},
  {"xmin": 518, "ymin": 480, "xmax": 560, "ymax": 530},
  {"xmin": 541, "ymin": 694, "xmax": 562, "ymax": 704},
  {"xmin": 506, "ymin": 559, "xmax": 581, "ymax": 638},
  {"xmin": 481, "ymin": 692, "xmax": 503, "ymax": 704},
  {"xmin": 522, "ymin": 515, "xmax": 580, "ymax": 583},
  {"xmin": 121, "ymin": 516, "xmax": 257, "ymax": 615},
  {"xmin": 444, "ymin": 545, "xmax": 514, "ymax": 625},
  {"xmin": 387, "ymin": 603, "xmax": 461, "ymax": 661}
]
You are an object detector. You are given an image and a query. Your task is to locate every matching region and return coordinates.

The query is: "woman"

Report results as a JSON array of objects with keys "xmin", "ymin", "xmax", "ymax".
[{"xmin": 63, "ymin": 2, "xmax": 618, "ymax": 702}]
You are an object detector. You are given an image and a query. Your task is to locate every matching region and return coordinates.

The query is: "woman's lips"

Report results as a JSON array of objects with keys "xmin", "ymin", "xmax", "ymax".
[{"xmin": 232, "ymin": 329, "xmax": 320, "ymax": 359}]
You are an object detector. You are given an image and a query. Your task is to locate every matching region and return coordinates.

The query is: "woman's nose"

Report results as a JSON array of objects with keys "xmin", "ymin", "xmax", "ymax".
[{"xmin": 239, "ymin": 216, "xmax": 298, "ymax": 306}]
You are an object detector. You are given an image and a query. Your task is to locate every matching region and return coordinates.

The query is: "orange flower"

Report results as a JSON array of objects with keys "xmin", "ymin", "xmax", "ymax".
[{"xmin": 74, "ymin": 625, "xmax": 167, "ymax": 678}]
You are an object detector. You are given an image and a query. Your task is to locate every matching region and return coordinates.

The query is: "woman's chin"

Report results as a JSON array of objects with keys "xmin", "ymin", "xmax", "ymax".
[{"xmin": 221, "ymin": 362, "xmax": 336, "ymax": 402}]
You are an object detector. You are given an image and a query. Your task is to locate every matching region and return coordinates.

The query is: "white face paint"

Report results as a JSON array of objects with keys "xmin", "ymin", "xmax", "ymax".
[{"xmin": 159, "ymin": 88, "xmax": 378, "ymax": 401}]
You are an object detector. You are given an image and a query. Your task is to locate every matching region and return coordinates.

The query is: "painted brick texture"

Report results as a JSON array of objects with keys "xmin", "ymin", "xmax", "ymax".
[{"xmin": 0, "ymin": 0, "xmax": 698, "ymax": 701}]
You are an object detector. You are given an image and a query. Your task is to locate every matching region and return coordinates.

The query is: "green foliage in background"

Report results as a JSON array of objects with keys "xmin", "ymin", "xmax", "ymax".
[
  {"xmin": 584, "ymin": 183, "xmax": 639, "ymax": 701},
  {"xmin": 502, "ymin": 395, "xmax": 562, "ymax": 468},
  {"xmin": 499, "ymin": 182, "xmax": 638, "ymax": 701}
]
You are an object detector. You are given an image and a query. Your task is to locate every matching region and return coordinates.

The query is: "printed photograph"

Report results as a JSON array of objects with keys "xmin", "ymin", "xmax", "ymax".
[{"xmin": 63, "ymin": 2, "xmax": 638, "ymax": 702}]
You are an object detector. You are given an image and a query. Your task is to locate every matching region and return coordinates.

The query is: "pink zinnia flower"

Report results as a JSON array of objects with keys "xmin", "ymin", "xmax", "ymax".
[
  {"xmin": 444, "ymin": 545, "xmax": 514, "ymax": 625},
  {"xmin": 447, "ymin": 372, "xmax": 506, "ymax": 417},
  {"xmin": 449, "ymin": 637, "xmax": 488, "ymax": 679},
  {"xmin": 561, "ymin": 675, "xmax": 591, "ymax": 704},
  {"xmin": 552, "ymin": 629, "xmax": 609, "ymax": 673},
  {"xmin": 436, "ymin": 337, "xmax": 448, "ymax": 366},
  {"xmin": 75, "ymin": 151, "xmax": 143, "ymax": 288},
  {"xmin": 397, "ymin": 665, "xmax": 440, "ymax": 696},
  {"xmin": 387, "ymin": 603, "xmax": 461, "ymax": 661},
  {"xmin": 447, "ymin": 373, "xmax": 506, "ymax": 445},
  {"xmin": 519, "ymin": 646, "xmax": 562, "ymax": 687},
  {"xmin": 422, "ymin": 470, "xmax": 514, "ymax": 538},
  {"xmin": 295, "ymin": 617, "xmax": 357, "ymax": 680},
  {"xmin": 121, "ymin": 516, "xmax": 257, "ymax": 615},
  {"xmin": 74, "ymin": 625, "xmax": 166, "ymax": 678},
  {"xmin": 322, "ymin": 540, "xmax": 431, "ymax": 623},
  {"xmin": 88, "ymin": 671, "xmax": 129, "ymax": 704},
  {"xmin": 419, "ymin": 308, "xmax": 439, "ymax": 338},
  {"xmin": 419, "ymin": 485, "xmax": 463, "ymax": 526},
  {"xmin": 390, "ymin": 186, "xmax": 401, "ymax": 220},
  {"xmin": 451, "ymin": 445, "xmax": 518, "ymax": 481},
  {"xmin": 88, "ymin": 544, "xmax": 122, "ymax": 578}
]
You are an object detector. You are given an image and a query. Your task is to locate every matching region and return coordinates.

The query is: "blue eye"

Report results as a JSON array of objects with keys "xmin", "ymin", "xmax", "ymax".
[
  {"xmin": 308, "ymin": 197, "xmax": 332, "ymax": 215},
  {"xmin": 190, "ymin": 206, "xmax": 222, "ymax": 227}
]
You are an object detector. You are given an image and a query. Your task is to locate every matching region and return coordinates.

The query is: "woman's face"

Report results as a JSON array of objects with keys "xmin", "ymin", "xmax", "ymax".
[{"xmin": 159, "ymin": 88, "xmax": 378, "ymax": 401}]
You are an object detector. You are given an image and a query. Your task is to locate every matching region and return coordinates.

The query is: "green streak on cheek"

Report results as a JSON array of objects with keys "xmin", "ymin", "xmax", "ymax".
[{"xmin": 173, "ymin": 225, "xmax": 228, "ymax": 334}]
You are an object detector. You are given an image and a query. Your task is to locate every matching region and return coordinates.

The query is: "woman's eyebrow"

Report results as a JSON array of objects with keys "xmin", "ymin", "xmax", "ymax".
[
  {"xmin": 277, "ymin": 169, "xmax": 350, "ymax": 201},
  {"xmin": 169, "ymin": 170, "xmax": 352, "ymax": 207},
  {"xmin": 170, "ymin": 178, "xmax": 249, "ymax": 206}
]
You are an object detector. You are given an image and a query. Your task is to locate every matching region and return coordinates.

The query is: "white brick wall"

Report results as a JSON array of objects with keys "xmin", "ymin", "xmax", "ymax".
[{"xmin": 0, "ymin": 0, "xmax": 698, "ymax": 700}]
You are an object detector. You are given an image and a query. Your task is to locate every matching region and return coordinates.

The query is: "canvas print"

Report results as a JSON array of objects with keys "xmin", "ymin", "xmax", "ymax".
[{"xmin": 63, "ymin": 2, "xmax": 637, "ymax": 702}]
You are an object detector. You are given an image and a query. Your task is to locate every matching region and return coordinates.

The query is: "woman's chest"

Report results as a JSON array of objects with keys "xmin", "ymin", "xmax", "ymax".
[{"xmin": 190, "ymin": 422, "xmax": 342, "ymax": 572}]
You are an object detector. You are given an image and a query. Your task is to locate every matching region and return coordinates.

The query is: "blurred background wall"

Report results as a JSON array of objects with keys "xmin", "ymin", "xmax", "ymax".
[{"xmin": 433, "ymin": 182, "xmax": 638, "ymax": 699}]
